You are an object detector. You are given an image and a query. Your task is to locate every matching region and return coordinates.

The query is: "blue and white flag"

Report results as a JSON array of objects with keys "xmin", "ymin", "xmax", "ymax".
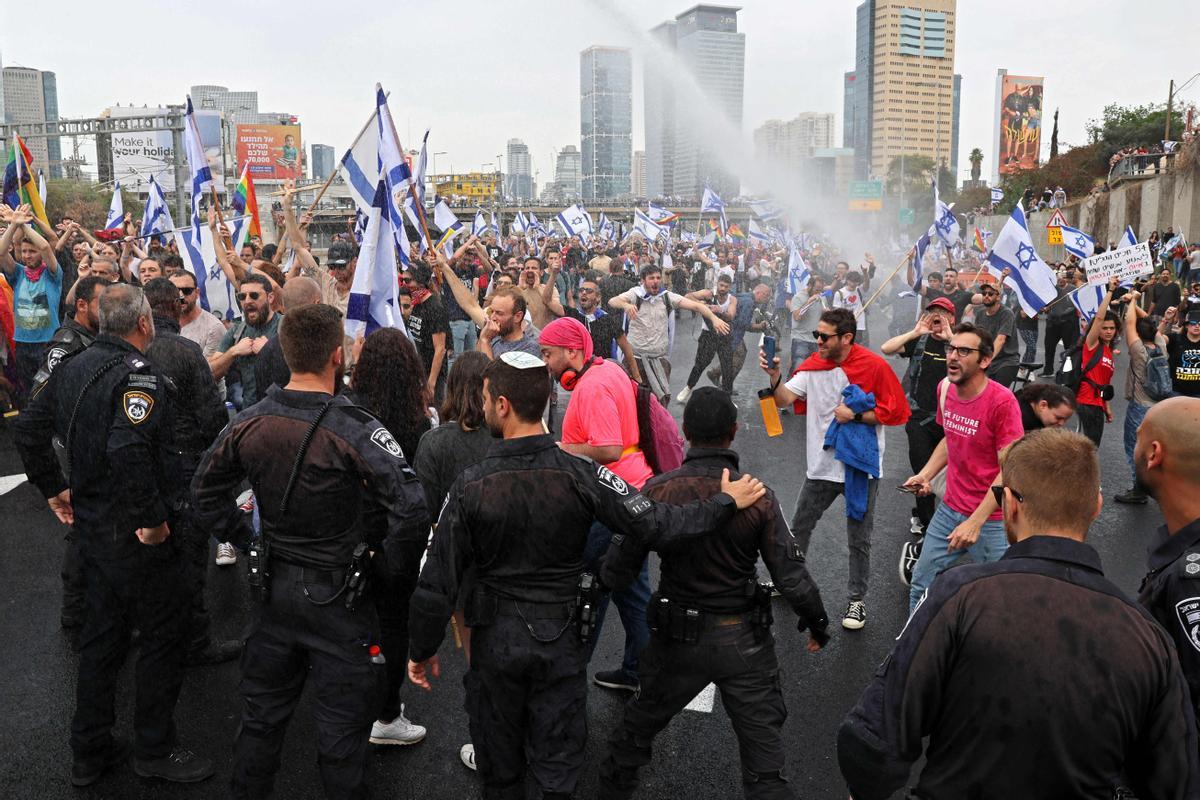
[
  {"xmin": 747, "ymin": 218, "xmax": 771, "ymax": 245},
  {"xmin": 177, "ymin": 96, "xmax": 236, "ymax": 320},
  {"xmin": 528, "ymin": 212, "xmax": 547, "ymax": 237},
  {"xmin": 1069, "ymin": 284, "xmax": 1107, "ymax": 322},
  {"xmin": 345, "ymin": 178, "xmax": 406, "ymax": 340},
  {"xmin": 404, "ymin": 129, "xmax": 431, "ymax": 250},
  {"xmin": 511, "ymin": 210, "xmax": 527, "ymax": 236},
  {"xmin": 647, "ymin": 202, "xmax": 676, "ymax": 224},
  {"xmin": 990, "ymin": 186, "xmax": 1004, "ymax": 204},
  {"xmin": 1060, "ymin": 224, "xmax": 1095, "ymax": 260},
  {"xmin": 748, "ymin": 198, "xmax": 783, "ymax": 221},
  {"xmin": 597, "ymin": 212, "xmax": 615, "ymax": 241},
  {"xmin": 374, "ymin": 85, "xmax": 412, "ymax": 267},
  {"xmin": 696, "ymin": 230, "xmax": 717, "ymax": 250},
  {"xmin": 701, "ymin": 184, "xmax": 727, "ymax": 236},
  {"xmin": 1161, "ymin": 233, "xmax": 1185, "ymax": 259},
  {"xmin": 932, "ymin": 178, "xmax": 960, "ymax": 248},
  {"xmin": 37, "ymin": 170, "xmax": 46, "ymax": 206},
  {"xmin": 139, "ymin": 175, "xmax": 175, "ymax": 243},
  {"xmin": 471, "ymin": 209, "xmax": 488, "ymax": 238},
  {"xmin": 1120, "ymin": 225, "xmax": 1137, "ymax": 249},
  {"xmin": 986, "ymin": 203, "xmax": 1059, "ymax": 317},
  {"xmin": 433, "ymin": 200, "xmax": 463, "ymax": 247},
  {"xmin": 910, "ymin": 232, "xmax": 932, "ymax": 292},
  {"xmin": 787, "ymin": 241, "xmax": 811, "ymax": 295},
  {"xmin": 182, "ymin": 96, "xmax": 212, "ymax": 240},
  {"xmin": 557, "ymin": 203, "xmax": 592, "ymax": 239},
  {"xmin": 491, "ymin": 210, "xmax": 500, "ymax": 240},
  {"xmin": 339, "ymin": 108, "xmax": 380, "ymax": 224},
  {"xmin": 104, "ymin": 182, "xmax": 124, "ymax": 232},
  {"xmin": 633, "ymin": 208, "xmax": 666, "ymax": 241}
]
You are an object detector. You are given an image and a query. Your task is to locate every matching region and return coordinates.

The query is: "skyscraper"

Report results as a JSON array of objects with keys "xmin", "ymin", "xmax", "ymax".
[
  {"xmin": 556, "ymin": 145, "xmax": 582, "ymax": 200},
  {"xmin": 311, "ymin": 144, "xmax": 335, "ymax": 182},
  {"xmin": 3, "ymin": 65, "xmax": 61, "ymax": 177},
  {"xmin": 506, "ymin": 138, "xmax": 533, "ymax": 203},
  {"xmin": 754, "ymin": 113, "xmax": 836, "ymax": 164},
  {"xmin": 581, "ymin": 46, "xmax": 632, "ymax": 202},
  {"xmin": 644, "ymin": 5, "xmax": 745, "ymax": 200},
  {"xmin": 632, "ymin": 150, "xmax": 646, "ymax": 198},
  {"xmin": 843, "ymin": 1, "xmax": 875, "ymax": 179},
  {"xmin": 951, "ymin": 73, "xmax": 962, "ymax": 181}
]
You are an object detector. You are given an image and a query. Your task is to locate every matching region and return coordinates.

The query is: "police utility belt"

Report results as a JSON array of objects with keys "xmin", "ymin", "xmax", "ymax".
[
  {"xmin": 648, "ymin": 582, "xmax": 774, "ymax": 645},
  {"xmin": 245, "ymin": 399, "xmax": 373, "ymax": 613},
  {"xmin": 466, "ymin": 571, "xmax": 604, "ymax": 646}
]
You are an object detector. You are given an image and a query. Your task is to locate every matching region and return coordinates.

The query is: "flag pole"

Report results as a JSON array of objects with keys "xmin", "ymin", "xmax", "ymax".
[
  {"xmin": 302, "ymin": 102, "xmax": 382, "ymax": 215},
  {"xmin": 380, "ymin": 103, "xmax": 434, "ymax": 255},
  {"xmin": 857, "ymin": 249, "xmax": 915, "ymax": 318}
]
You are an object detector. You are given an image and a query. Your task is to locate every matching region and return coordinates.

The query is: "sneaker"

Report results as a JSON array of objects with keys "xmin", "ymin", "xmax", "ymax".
[
  {"xmin": 593, "ymin": 669, "xmax": 639, "ymax": 692},
  {"xmin": 72, "ymin": 737, "xmax": 129, "ymax": 787},
  {"xmin": 187, "ymin": 638, "xmax": 243, "ymax": 667},
  {"xmin": 370, "ymin": 705, "xmax": 427, "ymax": 745},
  {"xmin": 842, "ymin": 600, "xmax": 867, "ymax": 631},
  {"xmin": 899, "ymin": 540, "xmax": 922, "ymax": 587},
  {"xmin": 215, "ymin": 542, "xmax": 237, "ymax": 566},
  {"xmin": 133, "ymin": 748, "xmax": 214, "ymax": 783},
  {"xmin": 1114, "ymin": 487, "xmax": 1149, "ymax": 505},
  {"xmin": 460, "ymin": 743, "xmax": 477, "ymax": 771},
  {"xmin": 676, "ymin": 385, "xmax": 693, "ymax": 404},
  {"xmin": 909, "ymin": 515, "xmax": 924, "ymax": 535}
]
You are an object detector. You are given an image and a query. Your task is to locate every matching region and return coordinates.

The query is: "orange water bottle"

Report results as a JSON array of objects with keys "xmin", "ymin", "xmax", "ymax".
[{"xmin": 759, "ymin": 388, "xmax": 783, "ymax": 437}]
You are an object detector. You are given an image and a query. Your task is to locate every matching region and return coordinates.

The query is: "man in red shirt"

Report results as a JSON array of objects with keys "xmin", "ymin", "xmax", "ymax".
[
  {"xmin": 1074, "ymin": 286, "xmax": 1119, "ymax": 446},
  {"xmin": 540, "ymin": 317, "xmax": 652, "ymax": 692}
]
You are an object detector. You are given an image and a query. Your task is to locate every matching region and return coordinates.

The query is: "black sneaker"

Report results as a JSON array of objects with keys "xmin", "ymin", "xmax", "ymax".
[
  {"xmin": 899, "ymin": 539, "xmax": 922, "ymax": 587},
  {"xmin": 593, "ymin": 669, "xmax": 639, "ymax": 692},
  {"xmin": 187, "ymin": 638, "xmax": 243, "ymax": 667},
  {"xmin": 842, "ymin": 600, "xmax": 867, "ymax": 631},
  {"xmin": 1114, "ymin": 488, "xmax": 1149, "ymax": 505},
  {"xmin": 133, "ymin": 748, "xmax": 214, "ymax": 783},
  {"xmin": 72, "ymin": 737, "xmax": 129, "ymax": 787}
]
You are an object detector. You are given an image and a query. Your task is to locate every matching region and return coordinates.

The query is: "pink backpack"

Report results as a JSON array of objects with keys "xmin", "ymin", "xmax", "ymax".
[{"xmin": 631, "ymin": 380, "xmax": 685, "ymax": 475}]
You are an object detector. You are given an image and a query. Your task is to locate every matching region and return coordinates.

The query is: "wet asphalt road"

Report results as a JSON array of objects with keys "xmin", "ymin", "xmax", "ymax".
[{"xmin": 0, "ymin": 310, "xmax": 1164, "ymax": 799}]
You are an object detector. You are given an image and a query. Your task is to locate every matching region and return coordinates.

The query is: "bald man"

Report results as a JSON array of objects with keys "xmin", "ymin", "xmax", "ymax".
[
  {"xmin": 1135, "ymin": 396, "xmax": 1200, "ymax": 722},
  {"xmin": 253, "ymin": 277, "xmax": 323, "ymax": 396}
]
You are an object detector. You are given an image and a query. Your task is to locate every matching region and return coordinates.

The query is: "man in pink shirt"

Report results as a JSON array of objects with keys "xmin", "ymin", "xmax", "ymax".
[
  {"xmin": 902, "ymin": 322, "xmax": 1025, "ymax": 614},
  {"xmin": 540, "ymin": 317, "xmax": 652, "ymax": 692}
]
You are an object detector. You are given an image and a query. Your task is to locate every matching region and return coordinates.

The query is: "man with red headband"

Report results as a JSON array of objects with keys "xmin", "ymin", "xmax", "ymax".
[{"xmin": 540, "ymin": 317, "xmax": 654, "ymax": 693}]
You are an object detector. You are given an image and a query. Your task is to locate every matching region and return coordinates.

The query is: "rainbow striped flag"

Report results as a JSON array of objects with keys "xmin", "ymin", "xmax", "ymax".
[
  {"xmin": 726, "ymin": 223, "xmax": 746, "ymax": 241},
  {"xmin": 3, "ymin": 135, "xmax": 49, "ymax": 228},
  {"xmin": 230, "ymin": 164, "xmax": 262, "ymax": 239},
  {"xmin": 971, "ymin": 227, "xmax": 987, "ymax": 254}
]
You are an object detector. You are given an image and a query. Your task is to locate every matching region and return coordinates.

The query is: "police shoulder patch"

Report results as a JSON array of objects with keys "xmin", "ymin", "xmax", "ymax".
[
  {"xmin": 623, "ymin": 494, "xmax": 652, "ymax": 518},
  {"xmin": 597, "ymin": 466, "xmax": 630, "ymax": 496},
  {"xmin": 1175, "ymin": 598, "xmax": 1200, "ymax": 652},
  {"xmin": 370, "ymin": 427, "xmax": 404, "ymax": 459},
  {"xmin": 46, "ymin": 346, "xmax": 69, "ymax": 372},
  {"xmin": 123, "ymin": 391, "xmax": 154, "ymax": 424}
]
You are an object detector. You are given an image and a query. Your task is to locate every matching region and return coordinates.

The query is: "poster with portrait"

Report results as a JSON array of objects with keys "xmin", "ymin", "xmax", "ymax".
[
  {"xmin": 998, "ymin": 75, "xmax": 1043, "ymax": 175},
  {"xmin": 235, "ymin": 124, "xmax": 302, "ymax": 181}
]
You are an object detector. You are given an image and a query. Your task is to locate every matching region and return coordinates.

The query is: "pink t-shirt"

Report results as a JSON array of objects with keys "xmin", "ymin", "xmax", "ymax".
[
  {"xmin": 562, "ymin": 359, "xmax": 654, "ymax": 489},
  {"xmin": 936, "ymin": 378, "xmax": 1024, "ymax": 520}
]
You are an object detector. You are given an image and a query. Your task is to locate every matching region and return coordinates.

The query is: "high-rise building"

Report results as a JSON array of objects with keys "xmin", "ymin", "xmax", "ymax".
[
  {"xmin": 506, "ymin": 138, "xmax": 533, "ymax": 203},
  {"xmin": 843, "ymin": 0, "xmax": 956, "ymax": 181},
  {"xmin": 556, "ymin": 145, "xmax": 582, "ymax": 200},
  {"xmin": 754, "ymin": 113, "xmax": 836, "ymax": 166},
  {"xmin": 0, "ymin": 50, "xmax": 6, "ymax": 127},
  {"xmin": 644, "ymin": 5, "xmax": 745, "ymax": 200},
  {"xmin": 311, "ymin": 144, "xmax": 335, "ymax": 182},
  {"xmin": 581, "ymin": 46, "xmax": 632, "ymax": 202},
  {"xmin": 951, "ymin": 73, "xmax": 961, "ymax": 181},
  {"xmin": 632, "ymin": 150, "xmax": 647, "ymax": 198},
  {"xmin": 3, "ymin": 65, "xmax": 61, "ymax": 177}
]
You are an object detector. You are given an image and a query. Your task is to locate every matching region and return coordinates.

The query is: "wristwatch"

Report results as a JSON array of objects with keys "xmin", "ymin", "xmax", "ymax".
[{"xmin": 853, "ymin": 412, "xmax": 864, "ymax": 423}]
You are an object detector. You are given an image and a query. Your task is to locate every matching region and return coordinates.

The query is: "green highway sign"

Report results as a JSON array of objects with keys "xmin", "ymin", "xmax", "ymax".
[
  {"xmin": 898, "ymin": 208, "xmax": 916, "ymax": 225},
  {"xmin": 849, "ymin": 180, "xmax": 883, "ymax": 200}
]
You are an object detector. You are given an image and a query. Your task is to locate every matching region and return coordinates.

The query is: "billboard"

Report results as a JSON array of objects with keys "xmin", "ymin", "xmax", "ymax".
[
  {"xmin": 236, "ymin": 124, "xmax": 302, "ymax": 181},
  {"xmin": 107, "ymin": 106, "xmax": 225, "ymax": 192},
  {"xmin": 997, "ymin": 75, "xmax": 1043, "ymax": 176}
]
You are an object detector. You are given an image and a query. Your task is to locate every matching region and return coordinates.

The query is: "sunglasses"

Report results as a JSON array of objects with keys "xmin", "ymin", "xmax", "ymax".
[
  {"xmin": 990, "ymin": 485, "xmax": 1024, "ymax": 507},
  {"xmin": 812, "ymin": 331, "xmax": 845, "ymax": 342},
  {"xmin": 328, "ymin": 262, "xmax": 349, "ymax": 271},
  {"xmin": 237, "ymin": 292, "xmax": 263, "ymax": 301},
  {"xmin": 947, "ymin": 345, "xmax": 980, "ymax": 357},
  {"xmin": 177, "ymin": 286, "xmax": 196, "ymax": 296}
]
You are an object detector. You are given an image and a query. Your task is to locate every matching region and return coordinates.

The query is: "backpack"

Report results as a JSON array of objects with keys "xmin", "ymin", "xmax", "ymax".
[
  {"xmin": 901, "ymin": 334, "xmax": 930, "ymax": 408},
  {"xmin": 1144, "ymin": 343, "xmax": 1176, "ymax": 402},
  {"xmin": 1054, "ymin": 340, "xmax": 1104, "ymax": 394},
  {"xmin": 635, "ymin": 291, "xmax": 673, "ymax": 314},
  {"xmin": 632, "ymin": 380, "xmax": 685, "ymax": 475}
]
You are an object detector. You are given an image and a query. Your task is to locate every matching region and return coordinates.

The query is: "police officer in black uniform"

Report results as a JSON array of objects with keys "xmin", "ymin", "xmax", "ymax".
[
  {"xmin": 597, "ymin": 388, "xmax": 830, "ymax": 800},
  {"xmin": 14, "ymin": 283, "xmax": 214, "ymax": 787},
  {"xmin": 191, "ymin": 304, "xmax": 430, "ymax": 800},
  {"xmin": 407, "ymin": 352, "xmax": 767, "ymax": 800},
  {"xmin": 1134, "ymin": 397, "xmax": 1200, "ymax": 724},
  {"xmin": 142, "ymin": 278, "xmax": 241, "ymax": 666},
  {"xmin": 28, "ymin": 274, "xmax": 105, "ymax": 629}
]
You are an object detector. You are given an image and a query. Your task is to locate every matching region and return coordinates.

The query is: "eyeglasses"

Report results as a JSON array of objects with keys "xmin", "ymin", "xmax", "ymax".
[
  {"xmin": 947, "ymin": 345, "xmax": 980, "ymax": 357},
  {"xmin": 812, "ymin": 331, "xmax": 845, "ymax": 342},
  {"xmin": 237, "ymin": 292, "xmax": 262, "ymax": 301},
  {"xmin": 177, "ymin": 286, "xmax": 196, "ymax": 296},
  {"xmin": 579, "ymin": 287, "xmax": 597, "ymax": 294},
  {"xmin": 400, "ymin": 276, "xmax": 416, "ymax": 285},
  {"xmin": 990, "ymin": 485, "xmax": 1024, "ymax": 507},
  {"xmin": 980, "ymin": 290, "xmax": 999, "ymax": 297}
]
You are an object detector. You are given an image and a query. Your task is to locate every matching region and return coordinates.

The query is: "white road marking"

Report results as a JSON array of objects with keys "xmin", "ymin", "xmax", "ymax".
[
  {"xmin": 0, "ymin": 474, "xmax": 27, "ymax": 496},
  {"xmin": 684, "ymin": 683, "xmax": 716, "ymax": 713}
]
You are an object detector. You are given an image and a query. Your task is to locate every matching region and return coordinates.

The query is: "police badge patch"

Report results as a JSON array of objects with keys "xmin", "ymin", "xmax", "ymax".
[
  {"xmin": 46, "ymin": 346, "xmax": 68, "ymax": 372},
  {"xmin": 596, "ymin": 466, "xmax": 629, "ymax": 496},
  {"xmin": 123, "ymin": 391, "xmax": 154, "ymax": 424},
  {"xmin": 1175, "ymin": 598, "xmax": 1200, "ymax": 652},
  {"xmin": 371, "ymin": 427, "xmax": 404, "ymax": 458}
]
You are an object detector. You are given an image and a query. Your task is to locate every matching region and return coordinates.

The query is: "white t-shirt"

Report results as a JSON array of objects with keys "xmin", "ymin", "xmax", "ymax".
[
  {"xmin": 833, "ymin": 287, "xmax": 867, "ymax": 330},
  {"xmin": 618, "ymin": 288, "xmax": 684, "ymax": 358},
  {"xmin": 783, "ymin": 366, "xmax": 887, "ymax": 483}
]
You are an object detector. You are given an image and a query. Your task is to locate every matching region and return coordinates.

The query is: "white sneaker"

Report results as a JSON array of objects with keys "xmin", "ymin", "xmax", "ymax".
[
  {"xmin": 369, "ymin": 705, "xmax": 426, "ymax": 745},
  {"xmin": 459, "ymin": 743, "xmax": 476, "ymax": 771},
  {"xmin": 842, "ymin": 600, "xmax": 867, "ymax": 630},
  {"xmin": 909, "ymin": 516, "xmax": 924, "ymax": 535},
  {"xmin": 676, "ymin": 385, "xmax": 693, "ymax": 404},
  {"xmin": 215, "ymin": 542, "xmax": 237, "ymax": 566}
]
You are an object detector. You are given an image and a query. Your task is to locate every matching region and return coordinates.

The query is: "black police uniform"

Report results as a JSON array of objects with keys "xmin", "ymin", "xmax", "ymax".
[
  {"xmin": 191, "ymin": 386, "xmax": 429, "ymax": 800},
  {"xmin": 14, "ymin": 334, "xmax": 189, "ymax": 768},
  {"xmin": 28, "ymin": 316, "xmax": 97, "ymax": 627},
  {"xmin": 408, "ymin": 434, "xmax": 740, "ymax": 800},
  {"xmin": 597, "ymin": 448, "xmax": 830, "ymax": 800},
  {"xmin": 145, "ymin": 313, "xmax": 230, "ymax": 660},
  {"xmin": 1139, "ymin": 517, "xmax": 1200, "ymax": 727}
]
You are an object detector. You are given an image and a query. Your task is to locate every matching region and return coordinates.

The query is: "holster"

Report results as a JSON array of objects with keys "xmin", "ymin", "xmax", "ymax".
[
  {"xmin": 575, "ymin": 572, "xmax": 601, "ymax": 645},
  {"xmin": 246, "ymin": 537, "xmax": 271, "ymax": 603},
  {"xmin": 751, "ymin": 582, "xmax": 774, "ymax": 643},
  {"xmin": 647, "ymin": 595, "xmax": 703, "ymax": 645},
  {"xmin": 342, "ymin": 542, "xmax": 372, "ymax": 611}
]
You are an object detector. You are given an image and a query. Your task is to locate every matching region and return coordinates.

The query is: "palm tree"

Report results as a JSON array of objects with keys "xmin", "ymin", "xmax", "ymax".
[{"xmin": 969, "ymin": 148, "xmax": 984, "ymax": 182}]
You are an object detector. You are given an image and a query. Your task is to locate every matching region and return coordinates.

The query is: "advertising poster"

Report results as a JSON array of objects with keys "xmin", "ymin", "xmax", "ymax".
[
  {"xmin": 108, "ymin": 107, "xmax": 224, "ymax": 191},
  {"xmin": 236, "ymin": 124, "xmax": 302, "ymax": 181},
  {"xmin": 998, "ymin": 75, "xmax": 1043, "ymax": 175}
]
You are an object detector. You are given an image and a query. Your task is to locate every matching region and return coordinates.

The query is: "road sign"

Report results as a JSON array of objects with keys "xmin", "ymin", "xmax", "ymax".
[
  {"xmin": 898, "ymin": 208, "xmax": 916, "ymax": 225},
  {"xmin": 849, "ymin": 199, "xmax": 883, "ymax": 211},
  {"xmin": 1047, "ymin": 227, "xmax": 1063, "ymax": 245},
  {"xmin": 849, "ymin": 180, "xmax": 883, "ymax": 200},
  {"xmin": 1045, "ymin": 209, "xmax": 1068, "ymax": 228}
]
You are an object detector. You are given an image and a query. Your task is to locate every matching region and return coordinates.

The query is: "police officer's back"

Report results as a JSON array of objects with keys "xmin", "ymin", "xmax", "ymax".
[
  {"xmin": 191, "ymin": 304, "xmax": 429, "ymax": 799},
  {"xmin": 14, "ymin": 283, "xmax": 214, "ymax": 787},
  {"xmin": 597, "ymin": 388, "xmax": 830, "ymax": 800},
  {"xmin": 407, "ymin": 353, "xmax": 767, "ymax": 800}
]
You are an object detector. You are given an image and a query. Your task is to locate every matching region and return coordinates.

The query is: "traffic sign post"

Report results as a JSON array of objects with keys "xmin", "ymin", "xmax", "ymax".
[
  {"xmin": 1045, "ymin": 209, "xmax": 1069, "ymax": 228},
  {"xmin": 1047, "ymin": 227, "xmax": 1063, "ymax": 245},
  {"xmin": 848, "ymin": 180, "xmax": 883, "ymax": 212}
]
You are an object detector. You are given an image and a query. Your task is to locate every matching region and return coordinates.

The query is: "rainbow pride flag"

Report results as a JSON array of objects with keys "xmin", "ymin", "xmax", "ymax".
[
  {"xmin": 726, "ymin": 223, "xmax": 746, "ymax": 241},
  {"xmin": 971, "ymin": 227, "xmax": 987, "ymax": 254},
  {"xmin": 230, "ymin": 164, "xmax": 262, "ymax": 239},
  {"xmin": 2, "ymin": 135, "xmax": 49, "ymax": 228}
]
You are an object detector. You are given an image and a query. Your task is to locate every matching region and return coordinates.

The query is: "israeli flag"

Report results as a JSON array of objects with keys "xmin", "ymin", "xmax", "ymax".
[
  {"xmin": 748, "ymin": 218, "xmax": 771, "ymax": 245},
  {"xmin": 177, "ymin": 96, "xmax": 236, "ymax": 319},
  {"xmin": 434, "ymin": 200, "xmax": 463, "ymax": 247},
  {"xmin": 1161, "ymin": 233, "xmax": 1185, "ymax": 260},
  {"xmin": 1060, "ymin": 224, "xmax": 1095, "ymax": 260},
  {"xmin": 374, "ymin": 86, "xmax": 412, "ymax": 267},
  {"xmin": 339, "ymin": 108, "xmax": 380, "ymax": 224},
  {"xmin": 597, "ymin": 212, "xmax": 615, "ymax": 241},
  {"xmin": 1069, "ymin": 284, "xmax": 1107, "ymax": 322},
  {"xmin": 701, "ymin": 184, "xmax": 727, "ymax": 235},
  {"xmin": 471, "ymin": 210, "xmax": 488, "ymax": 238},
  {"xmin": 139, "ymin": 175, "xmax": 175, "ymax": 243},
  {"xmin": 986, "ymin": 203, "xmax": 1059, "ymax": 317},
  {"xmin": 104, "ymin": 182, "xmax": 124, "ymax": 232},
  {"xmin": 696, "ymin": 230, "xmax": 717, "ymax": 250},
  {"xmin": 647, "ymin": 202, "xmax": 675, "ymax": 223},
  {"xmin": 787, "ymin": 241, "xmax": 811, "ymax": 295},
  {"xmin": 491, "ymin": 210, "xmax": 500, "ymax": 240},
  {"xmin": 633, "ymin": 208, "xmax": 666, "ymax": 241},
  {"xmin": 403, "ymin": 130, "xmax": 431, "ymax": 250},
  {"xmin": 911, "ymin": 232, "xmax": 932, "ymax": 292},
  {"xmin": 1120, "ymin": 225, "xmax": 1137, "ymax": 249},
  {"xmin": 511, "ymin": 211, "xmax": 527, "ymax": 236},
  {"xmin": 990, "ymin": 186, "xmax": 1004, "ymax": 204},
  {"xmin": 748, "ymin": 198, "xmax": 783, "ymax": 221},
  {"xmin": 932, "ymin": 179, "xmax": 960, "ymax": 248},
  {"xmin": 345, "ymin": 178, "xmax": 406, "ymax": 340},
  {"xmin": 557, "ymin": 203, "xmax": 592, "ymax": 239}
]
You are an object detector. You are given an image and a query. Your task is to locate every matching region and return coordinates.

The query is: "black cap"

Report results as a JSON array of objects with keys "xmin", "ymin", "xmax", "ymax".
[
  {"xmin": 1187, "ymin": 310, "xmax": 1200, "ymax": 325},
  {"xmin": 327, "ymin": 241, "xmax": 356, "ymax": 266},
  {"xmin": 683, "ymin": 387, "xmax": 738, "ymax": 445}
]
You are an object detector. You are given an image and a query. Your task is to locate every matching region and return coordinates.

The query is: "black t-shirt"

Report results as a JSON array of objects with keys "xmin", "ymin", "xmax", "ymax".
[
  {"xmin": 408, "ymin": 295, "xmax": 450, "ymax": 379},
  {"xmin": 901, "ymin": 335, "xmax": 948, "ymax": 415},
  {"xmin": 973, "ymin": 306, "xmax": 1021, "ymax": 368},
  {"xmin": 565, "ymin": 307, "xmax": 624, "ymax": 360},
  {"xmin": 1148, "ymin": 281, "xmax": 1182, "ymax": 316},
  {"xmin": 1167, "ymin": 332, "xmax": 1200, "ymax": 397},
  {"xmin": 943, "ymin": 288, "xmax": 974, "ymax": 319}
]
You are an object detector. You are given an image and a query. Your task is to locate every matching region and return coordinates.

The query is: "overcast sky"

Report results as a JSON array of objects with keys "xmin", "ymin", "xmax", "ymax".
[{"xmin": 1, "ymin": 0, "xmax": 1196, "ymax": 191}]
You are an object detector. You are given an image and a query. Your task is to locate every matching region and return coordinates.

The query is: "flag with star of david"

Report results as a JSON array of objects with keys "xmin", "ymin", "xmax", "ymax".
[
  {"xmin": 931, "ymin": 178, "xmax": 960, "ymax": 248},
  {"xmin": 986, "ymin": 202, "xmax": 1059, "ymax": 317},
  {"xmin": 1060, "ymin": 224, "xmax": 1095, "ymax": 260}
]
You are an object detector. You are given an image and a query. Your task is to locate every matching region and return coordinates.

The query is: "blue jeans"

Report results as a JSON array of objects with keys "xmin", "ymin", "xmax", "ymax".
[
  {"xmin": 583, "ymin": 521, "xmax": 651, "ymax": 683},
  {"xmin": 449, "ymin": 319, "xmax": 478, "ymax": 355},
  {"xmin": 1124, "ymin": 400, "xmax": 1149, "ymax": 481},
  {"xmin": 790, "ymin": 338, "xmax": 817, "ymax": 374},
  {"xmin": 909, "ymin": 503, "xmax": 1008, "ymax": 614}
]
